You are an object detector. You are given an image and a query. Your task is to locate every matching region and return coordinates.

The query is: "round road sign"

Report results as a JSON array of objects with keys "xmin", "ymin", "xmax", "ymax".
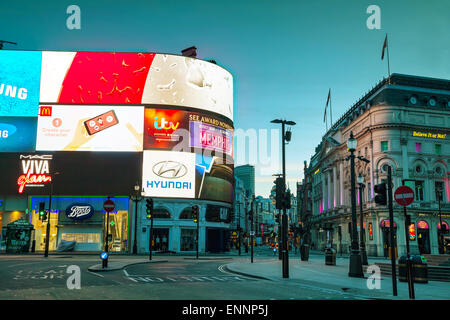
[
  {"xmin": 103, "ymin": 199, "xmax": 115, "ymax": 212},
  {"xmin": 394, "ymin": 186, "xmax": 415, "ymax": 207}
]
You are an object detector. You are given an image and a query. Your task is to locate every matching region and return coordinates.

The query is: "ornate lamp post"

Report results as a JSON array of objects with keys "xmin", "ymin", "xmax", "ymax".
[
  {"xmin": 357, "ymin": 175, "xmax": 368, "ymax": 265},
  {"xmin": 347, "ymin": 131, "xmax": 364, "ymax": 277}
]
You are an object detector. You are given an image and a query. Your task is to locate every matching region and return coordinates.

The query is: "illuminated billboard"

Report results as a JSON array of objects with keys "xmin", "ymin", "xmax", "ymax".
[
  {"xmin": 0, "ymin": 117, "xmax": 37, "ymax": 152},
  {"xmin": 142, "ymin": 150, "xmax": 233, "ymax": 203},
  {"xmin": 36, "ymin": 105, "xmax": 144, "ymax": 152},
  {"xmin": 0, "ymin": 50, "xmax": 42, "ymax": 117},
  {"xmin": 39, "ymin": 51, "xmax": 233, "ymax": 121},
  {"xmin": 142, "ymin": 150, "xmax": 196, "ymax": 199},
  {"xmin": 144, "ymin": 107, "xmax": 233, "ymax": 156},
  {"xmin": 195, "ymin": 154, "xmax": 233, "ymax": 203}
]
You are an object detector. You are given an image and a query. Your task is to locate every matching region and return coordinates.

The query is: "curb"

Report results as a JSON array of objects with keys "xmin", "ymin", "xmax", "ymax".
[
  {"xmin": 222, "ymin": 263, "xmax": 274, "ymax": 281},
  {"xmin": 184, "ymin": 257, "xmax": 234, "ymax": 261},
  {"xmin": 88, "ymin": 259, "xmax": 168, "ymax": 272}
]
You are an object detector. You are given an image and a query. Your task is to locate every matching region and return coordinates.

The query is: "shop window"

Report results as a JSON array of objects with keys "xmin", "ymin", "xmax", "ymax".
[
  {"xmin": 415, "ymin": 181, "xmax": 424, "ymax": 201},
  {"xmin": 381, "ymin": 141, "xmax": 388, "ymax": 152},
  {"xmin": 415, "ymin": 143, "xmax": 421, "ymax": 153},
  {"xmin": 180, "ymin": 229, "xmax": 195, "ymax": 251},
  {"xmin": 61, "ymin": 233, "xmax": 101, "ymax": 243},
  {"xmin": 435, "ymin": 144, "xmax": 442, "ymax": 154}
]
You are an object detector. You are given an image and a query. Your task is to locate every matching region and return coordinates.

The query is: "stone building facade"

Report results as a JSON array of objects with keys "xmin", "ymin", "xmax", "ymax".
[{"xmin": 305, "ymin": 74, "xmax": 450, "ymax": 257}]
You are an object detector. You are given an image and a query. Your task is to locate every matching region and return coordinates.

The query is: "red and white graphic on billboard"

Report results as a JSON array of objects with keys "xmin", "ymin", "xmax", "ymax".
[
  {"xmin": 40, "ymin": 51, "xmax": 155, "ymax": 104},
  {"xmin": 39, "ymin": 52, "xmax": 233, "ymax": 121}
]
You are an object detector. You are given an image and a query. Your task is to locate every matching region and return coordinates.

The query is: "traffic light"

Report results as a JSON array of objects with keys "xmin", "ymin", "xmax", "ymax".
[
  {"xmin": 192, "ymin": 205, "xmax": 199, "ymax": 223},
  {"xmin": 274, "ymin": 177, "xmax": 284, "ymax": 210},
  {"xmin": 374, "ymin": 183, "xmax": 387, "ymax": 205},
  {"xmin": 275, "ymin": 213, "xmax": 280, "ymax": 224},
  {"xmin": 146, "ymin": 198, "xmax": 153, "ymax": 219},
  {"xmin": 284, "ymin": 192, "xmax": 291, "ymax": 209},
  {"xmin": 39, "ymin": 202, "xmax": 46, "ymax": 221}
]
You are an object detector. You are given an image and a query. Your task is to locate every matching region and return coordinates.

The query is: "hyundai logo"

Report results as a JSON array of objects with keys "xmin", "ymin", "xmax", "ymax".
[{"xmin": 152, "ymin": 161, "xmax": 187, "ymax": 179}]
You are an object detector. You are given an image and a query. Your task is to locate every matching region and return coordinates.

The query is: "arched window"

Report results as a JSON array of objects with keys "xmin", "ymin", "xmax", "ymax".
[
  {"xmin": 179, "ymin": 207, "xmax": 194, "ymax": 219},
  {"xmin": 153, "ymin": 208, "xmax": 171, "ymax": 219}
]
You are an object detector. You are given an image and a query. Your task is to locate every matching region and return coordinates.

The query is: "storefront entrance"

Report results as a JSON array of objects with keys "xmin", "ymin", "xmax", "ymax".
[
  {"xmin": 417, "ymin": 220, "xmax": 430, "ymax": 254},
  {"xmin": 437, "ymin": 221, "xmax": 449, "ymax": 254},
  {"xmin": 380, "ymin": 219, "xmax": 397, "ymax": 258},
  {"xmin": 151, "ymin": 228, "xmax": 169, "ymax": 252}
]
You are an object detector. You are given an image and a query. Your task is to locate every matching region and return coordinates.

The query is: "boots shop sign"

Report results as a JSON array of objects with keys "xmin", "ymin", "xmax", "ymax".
[{"xmin": 17, "ymin": 154, "xmax": 53, "ymax": 194}]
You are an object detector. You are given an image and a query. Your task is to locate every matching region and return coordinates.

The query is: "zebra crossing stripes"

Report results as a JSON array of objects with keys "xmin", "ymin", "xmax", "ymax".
[{"xmin": 124, "ymin": 273, "xmax": 255, "ymax": 284}]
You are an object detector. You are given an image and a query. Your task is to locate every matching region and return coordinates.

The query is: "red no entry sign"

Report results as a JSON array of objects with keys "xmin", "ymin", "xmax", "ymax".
[
  {"xmin": 103, "ymin": 199, "xmax": 115, "ymax": 212},
  {"xmin": 394, "ymin": 186, "xmax": 415, "ymax": 206}
]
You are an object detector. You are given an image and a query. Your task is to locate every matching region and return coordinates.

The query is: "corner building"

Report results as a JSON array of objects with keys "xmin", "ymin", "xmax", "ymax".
[
  {"xmin": 305, "ymin": 74, "xmax": 450, "ymax": 257},
  {"xmin": 0, "ymin": 50, "xmax": 234, "ymax": 254}
]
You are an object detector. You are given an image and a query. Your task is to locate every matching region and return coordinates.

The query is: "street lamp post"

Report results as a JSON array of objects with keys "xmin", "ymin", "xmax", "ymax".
[
  {"xmin": 238, "ymin": 202, "xmax": 241, "ymax": 256},
  {"xmin": 357, "ymin": 175, "xmax": 368, "ymax": 265},
  {"xmin": 436, "ymin": 188, "xmax": 445, "ymax": 254},
  {"xmin": 131, "ymin": 184, "xmax": 142, "ymax": 255},
  {"xmin": 44, "ymin": 172, "xmax": 59, "ymax": 258},
  {"xmin": 271, "ymin": 119, "xmax": 296, "ymax": 279},
  {"xmin": 347, "ymin": 131, "xmax": 364, "ymax": 278}
]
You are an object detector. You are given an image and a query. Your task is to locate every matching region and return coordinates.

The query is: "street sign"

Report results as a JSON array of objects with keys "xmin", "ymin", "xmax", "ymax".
[
  {"xmin": 394, "ymin": 186, "xmax": 415, "ymax": 207},
  {"xmin": 100, "ymin": 252, "xmax": 108, "ymax": 260},
  {"xmin": 103, "ymin": 199, "xmax": 115, "ymax": 212}
]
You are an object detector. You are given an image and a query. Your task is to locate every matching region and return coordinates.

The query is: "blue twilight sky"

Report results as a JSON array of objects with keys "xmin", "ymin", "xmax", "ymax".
[{"xmin": 1, "ymin": 0, "xmax": 449, "ymax": 197}]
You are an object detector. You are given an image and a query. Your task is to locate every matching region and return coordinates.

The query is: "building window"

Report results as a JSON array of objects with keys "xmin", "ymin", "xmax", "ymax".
[
  {"xmin": 180, "ymin": 229, "xmax": 196, "ymax": 251},
  {"xmin": 153, "ymin": 208, "xmax": 171, "ymax": 219},
  {"xmin": 179, "ymin": 207, "xmax": 194, "ymax": 219},
  {"xmin": 435, "ymin": 144, "xmax": 442, "ymax": 154},
  {"xmin": 415, "ymin": 143, "xmax": 421, "ymax": 153},
  {"xmin": 381, "ymin": 141, "xmax": 388, "ymax": 152},
  {"xmin": 415, "ymin": 181, "xmax": 424, "ymax": 201},
  {"xmin": 435, "ymin": 181, "xmax": 444, "ymax": 201}
]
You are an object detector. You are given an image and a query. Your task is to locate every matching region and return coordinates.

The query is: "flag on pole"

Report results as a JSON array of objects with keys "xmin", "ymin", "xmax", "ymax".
[
  {"xmin": 381, "ymin": 34, "xmax": 388, "ymax": 60},
  {"xmin": 324, "ymin": 88, "xmax": 331, "ymax": 122}
]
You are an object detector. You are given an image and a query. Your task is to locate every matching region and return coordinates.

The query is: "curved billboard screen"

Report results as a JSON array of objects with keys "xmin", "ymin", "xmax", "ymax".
[
  {"xmin": 0, "ymin": 50, "xmax": 233, "ymax": 203},
  {"xmin": 39, "ymin": 51, "xmax": 233, "ymax": 121}
]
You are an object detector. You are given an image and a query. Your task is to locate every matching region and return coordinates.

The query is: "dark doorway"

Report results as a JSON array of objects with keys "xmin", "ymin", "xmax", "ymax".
[
  {"xmin": 206, "ymin": 228, "xmax": 229, "ymax": 253},
  {"xmin": 151, "ymin": 228, "xmax": 169, "ymax": 252},
  {"xmin": 417, "ymin": 221, "xmax": 430, "ymax": 254}
]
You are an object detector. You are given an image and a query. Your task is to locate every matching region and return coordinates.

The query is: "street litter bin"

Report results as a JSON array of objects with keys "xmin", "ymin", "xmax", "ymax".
[
  {"xmin": 398, "ymin": 255, "xmax": 409, "ymax": 282},
  {"xmin": 325, "ymin": 248, "xmax": 336, "ymax": 265},
  {"xmin": 411, "ymin": 255, "xmax": 428, "ymax": 283},
  {"xmin": 398, "ymin": 255, "xmax": 428, "ymax": 283},
  {"xmin": 300, "ymin": 244, "xmax": 310, "ymax": 261}
]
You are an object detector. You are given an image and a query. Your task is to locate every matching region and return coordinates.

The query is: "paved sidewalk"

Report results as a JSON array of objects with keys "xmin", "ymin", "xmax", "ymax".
[
  {"xmin": 88, "ymin": 259, "xmax": 168, "ymax": 272},
  {"xmin": 225, "ymin": 255, "xmax": 450, "ymax": 300}
]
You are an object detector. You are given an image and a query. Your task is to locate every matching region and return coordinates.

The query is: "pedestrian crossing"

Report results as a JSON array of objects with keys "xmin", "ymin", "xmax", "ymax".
[{"xmin": 124, "ymin": 274, "xmax": 257, "ymax": 284}]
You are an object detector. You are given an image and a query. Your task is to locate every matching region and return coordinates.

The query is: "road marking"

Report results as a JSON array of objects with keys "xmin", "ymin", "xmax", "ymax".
[{"xmin": 88, "ymin": 271, "xmax": 104, "ymax": 278}]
